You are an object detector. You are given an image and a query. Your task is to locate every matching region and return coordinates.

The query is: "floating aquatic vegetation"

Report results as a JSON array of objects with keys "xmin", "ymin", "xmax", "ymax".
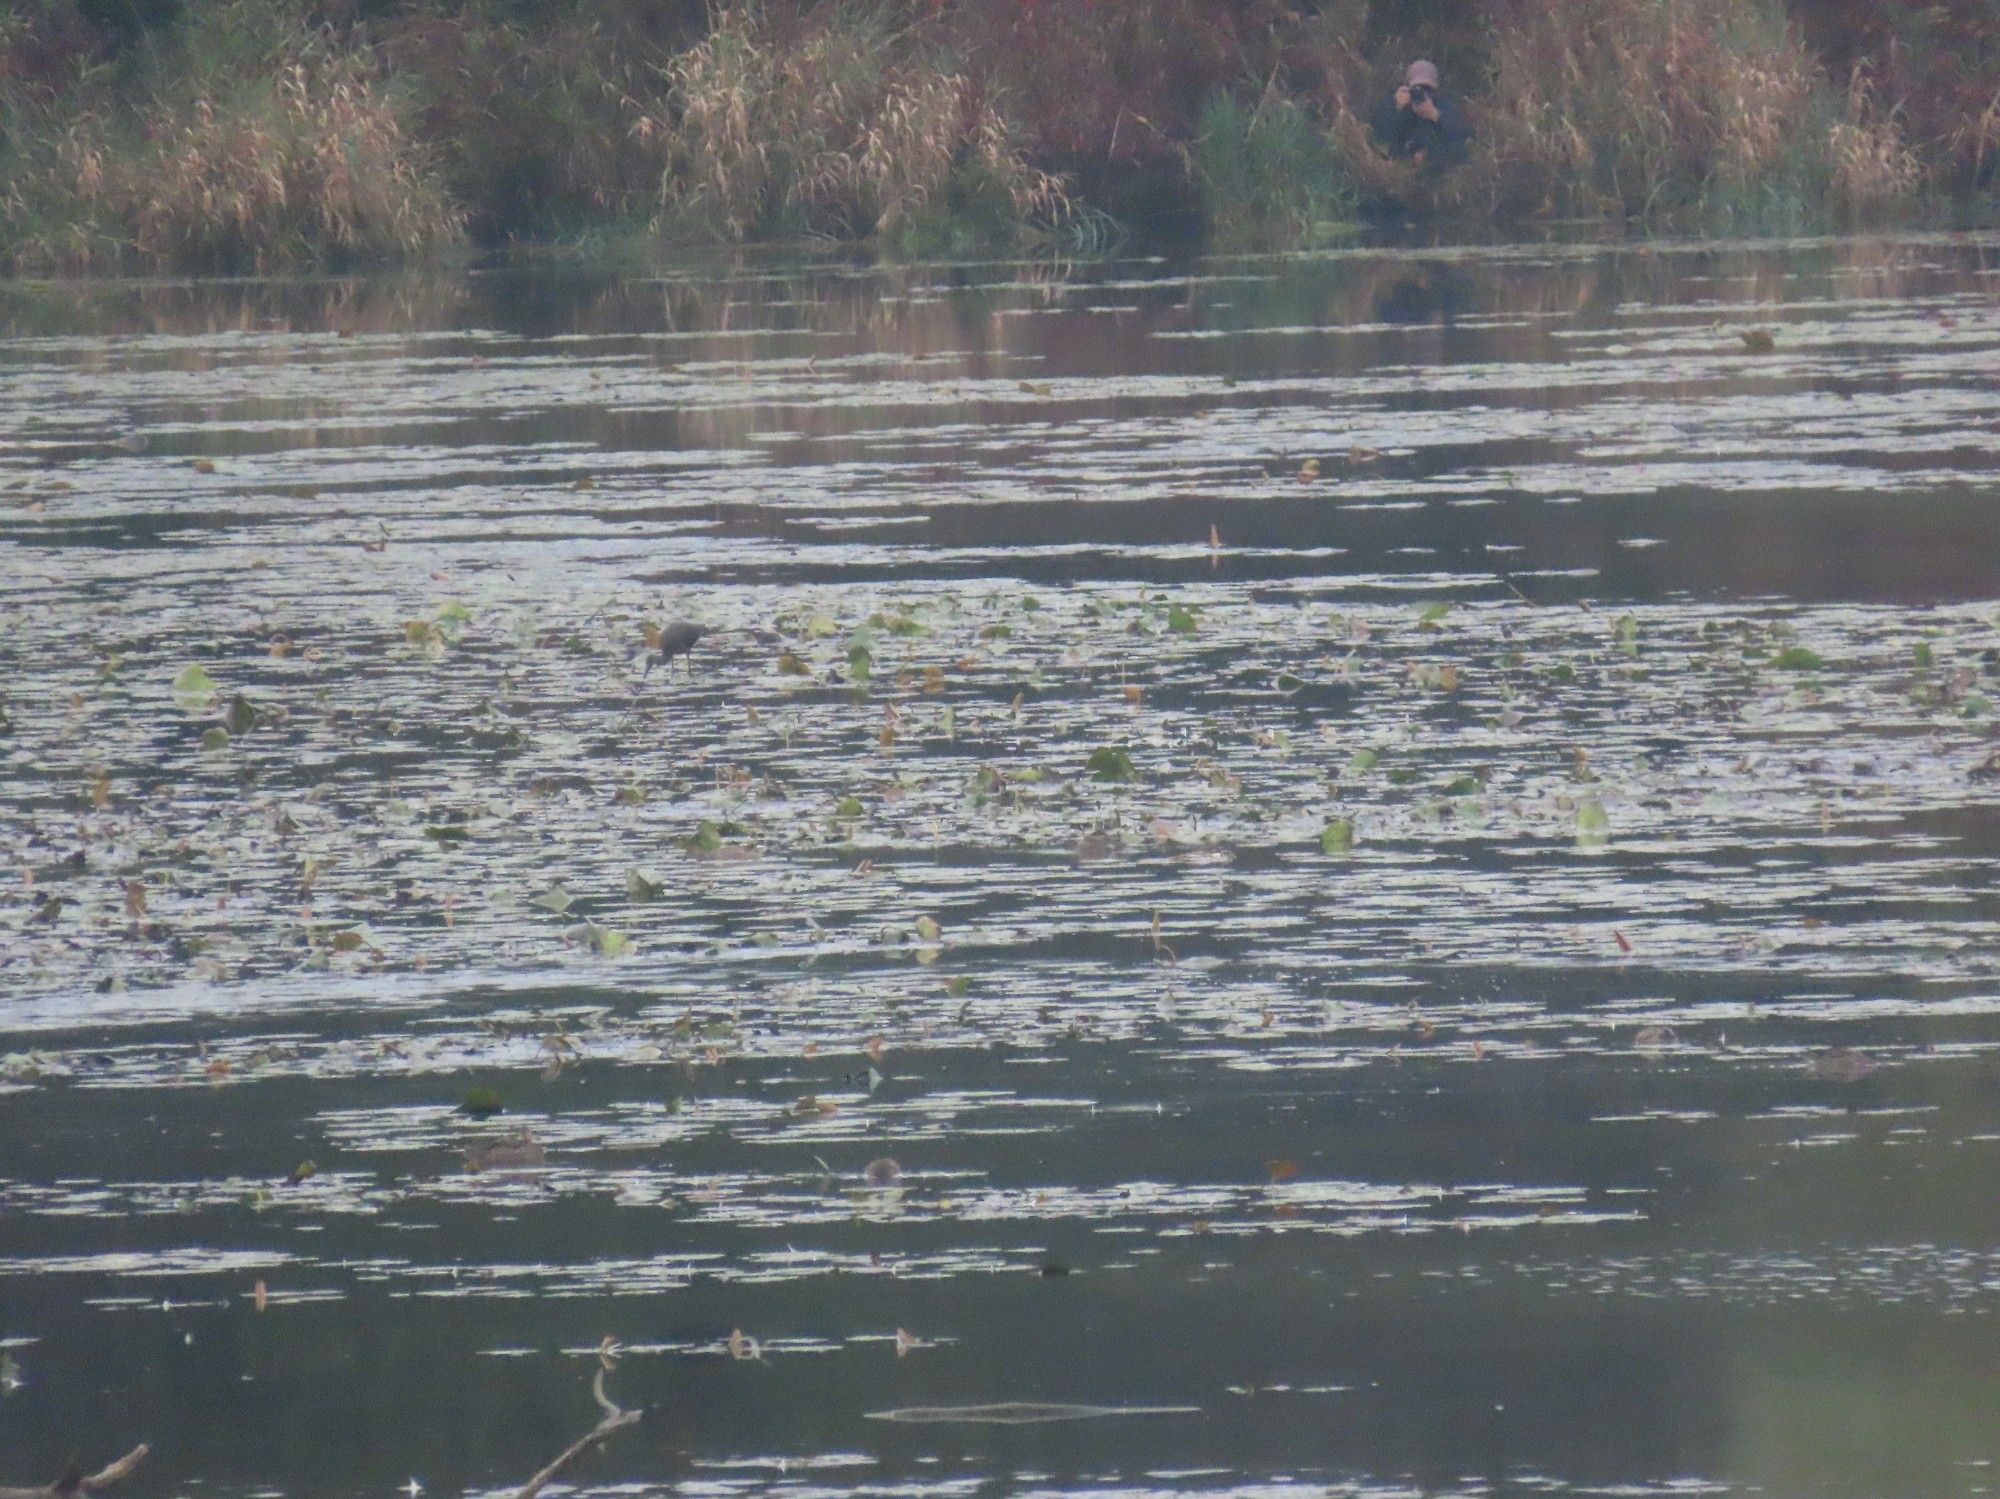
[{"xmin": 1, "ymin": 236, "xmax": 1999, "ymax": 1499}]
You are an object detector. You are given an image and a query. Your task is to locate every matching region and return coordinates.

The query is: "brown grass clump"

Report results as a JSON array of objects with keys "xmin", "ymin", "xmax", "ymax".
[
  {"xmin": 123, "ymin": 62, "xmax": 460, "ymax": 267},
  {"xmin": 2, "ymin": 2, "xmax": 461, "ymax": 271},
  {"xmin": 1824, "ymin": 72, "xmax": 1923, "ymax": 213},
  {"xmin": 1475, "ymin": 0, "xmax": 1820, "ymax": 218},
  {"xmin": 647, "ymin": 2, "xmax": 1070, "ymax": 245}
]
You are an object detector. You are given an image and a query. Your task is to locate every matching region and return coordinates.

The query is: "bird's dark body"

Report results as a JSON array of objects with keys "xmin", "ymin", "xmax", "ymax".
[{"xmin": 649, "ymin": 620, "xmax": 707, "ymax": 675}]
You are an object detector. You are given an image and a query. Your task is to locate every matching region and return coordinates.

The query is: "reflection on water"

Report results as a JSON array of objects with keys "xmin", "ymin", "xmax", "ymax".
[{"xmin": 2, "ymin": 233, "xmax": 1999, "ymax": 1498}]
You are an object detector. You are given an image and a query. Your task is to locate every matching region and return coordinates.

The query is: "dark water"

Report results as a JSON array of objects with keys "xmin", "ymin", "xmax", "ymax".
[{"xmin": 2, "ymin": 232, "xmax": 1999, "ymax": 1498}]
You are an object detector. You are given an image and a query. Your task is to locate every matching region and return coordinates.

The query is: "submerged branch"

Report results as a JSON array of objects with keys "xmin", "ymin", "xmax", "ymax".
[
  {"xmin": 0, "ymin": 1361, "xmax": 632, "ymax": 1499},
  {"xmin": 515, "ymin": 1368, "xmax": 641, "ymax": 1499},
  {"xmin": 0, "ymin": 1445, "xmax": 150, "ymax": 1499}
]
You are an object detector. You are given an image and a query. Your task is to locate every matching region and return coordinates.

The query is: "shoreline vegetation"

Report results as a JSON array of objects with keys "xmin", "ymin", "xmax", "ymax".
[{"xmin": 0, "ymin": 0, "xmax": 1995, "ymax": 273}]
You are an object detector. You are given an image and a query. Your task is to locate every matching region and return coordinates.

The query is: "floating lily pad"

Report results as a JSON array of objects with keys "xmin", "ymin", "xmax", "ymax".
[
  {"xmin": 1576, "ymin": 796, "xmax": 1611, "ymax": 848},
  {"xmin": 457, "ymin": 1087, "xmax": 505, "ymax": 1117},
  {"xmin": 1086, "ymin": 746, "xmax": 1138, "ymax": 783},
  {"xmin": 173, "ymin": 664, "xmax": 218, "ymax": 709}
]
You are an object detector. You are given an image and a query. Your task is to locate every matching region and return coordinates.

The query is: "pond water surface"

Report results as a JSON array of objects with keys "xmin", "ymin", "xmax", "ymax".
[{"xmin": 2, "ymin": 232, "xmax": 2000, "ymax": 1498}]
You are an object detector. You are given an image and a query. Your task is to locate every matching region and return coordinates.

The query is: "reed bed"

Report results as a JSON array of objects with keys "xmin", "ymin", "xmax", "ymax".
[
  {"xmin": 648, "ymin": 2, "xmax": 1070, "ymax": 247},
  {"xmin": 0, "ymin": 0, "xmax": 1984, "ymax": 270}
]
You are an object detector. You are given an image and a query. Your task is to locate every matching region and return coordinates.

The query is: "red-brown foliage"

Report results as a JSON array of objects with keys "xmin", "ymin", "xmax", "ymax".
[
  {"xmin": 0, "ymin": 4, "xmax": 106, "ymax": 106},
  {"xmin": 940, "ymin": 0, "xmax": 1299, "ymax": 214},
  {"xmin": 1790, "ymin": 0, "xmax": 2000, "ymax": 184}
]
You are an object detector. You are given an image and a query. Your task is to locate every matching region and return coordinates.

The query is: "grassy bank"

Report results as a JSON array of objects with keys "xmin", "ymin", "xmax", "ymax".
[{"xmin": 1, "ymin": 0, "xmax": 1994, "ymax": 272}]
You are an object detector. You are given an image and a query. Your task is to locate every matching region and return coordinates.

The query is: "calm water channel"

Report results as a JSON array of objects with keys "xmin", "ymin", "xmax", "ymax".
[{"xmin": 2, "ymin": 232, "xmax": 1999, "ymax": 1498}]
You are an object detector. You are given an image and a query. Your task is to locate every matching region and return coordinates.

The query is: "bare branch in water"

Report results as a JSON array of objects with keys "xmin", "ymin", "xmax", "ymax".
[
  {"xmin": 515, "ymin": 1363, "xmax": 641, "ymax": 1499},
  {"xmin": 0, "ymin": 1444, "xmax": 150, "ymax": 1499}
]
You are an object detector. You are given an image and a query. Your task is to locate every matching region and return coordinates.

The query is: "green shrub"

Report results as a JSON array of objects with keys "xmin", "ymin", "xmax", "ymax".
[
  {"xmin": 379, "ymin": 7, "xmax": 681, "ymax": 242},
  {"xmin": 1190, "ymin": 88, "xmax": 1356, "ymax": 248}
]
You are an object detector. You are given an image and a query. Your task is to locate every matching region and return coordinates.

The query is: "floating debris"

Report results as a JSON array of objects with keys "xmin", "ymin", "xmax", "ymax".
[
  {"xmin": 1807, "ymin": 1046, "xmax": 1879, "ymax": 1083},
  {"xmin": 865, "ymin": 1402, "xmax": 1199, "ymax": 1424},
  {"xmin": 464, "ymin": 1132, "xmax": 548, "ymax": 1173}
]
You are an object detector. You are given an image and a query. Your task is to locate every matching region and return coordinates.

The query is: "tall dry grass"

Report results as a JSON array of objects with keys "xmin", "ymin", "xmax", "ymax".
[
  {"xmin": 646, "ymin": 2, "xmax": 1071, "ymax": 246},
  {"xmin": 1308, "ymin": 0, "xmax": 1919, "ymax": 225},
  {"xmin": 2, "ymin": 1, "xmax": 461, "ymax": 271},
  {"xmin": 0, "ymin": 0, "xmax": 1983, "ymax": 268},
  {"xmin": 1793, "ymin": 0, "xmax": 2000, "ymax": 193}
]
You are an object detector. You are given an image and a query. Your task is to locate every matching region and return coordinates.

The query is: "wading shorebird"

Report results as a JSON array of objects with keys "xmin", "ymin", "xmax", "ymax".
[{"xmin": 646, "ymin": 620, "xmax": 708, "ymax": 676}]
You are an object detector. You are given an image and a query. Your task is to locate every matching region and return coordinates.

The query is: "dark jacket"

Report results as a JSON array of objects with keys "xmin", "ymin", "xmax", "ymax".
[{"xmin": 1367, "ymin": 88, "xmax": 1473, "ymax": 168}]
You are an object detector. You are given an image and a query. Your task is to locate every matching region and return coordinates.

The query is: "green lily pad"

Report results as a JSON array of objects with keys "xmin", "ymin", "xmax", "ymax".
[
  {"xmin": 1086, "ymin": 746, "xmax": 1138, "ymax": 783},
  {"xmin": 585, "ymin": 924, "xmax": 630, "ymax": 958},
  {"xmin": 173, "ymin": 664, "xmax": 218, "ymax": 711},
  {"xmin": 1577, "ymin": 796, "xmax": 1610, "ymax": 848}
]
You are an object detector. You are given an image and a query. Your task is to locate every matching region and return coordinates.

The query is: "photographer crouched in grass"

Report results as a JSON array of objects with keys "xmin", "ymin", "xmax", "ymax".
[{"xmin": 1368, "ymin": 60, "xmax": 1472, "ymax": 172}]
